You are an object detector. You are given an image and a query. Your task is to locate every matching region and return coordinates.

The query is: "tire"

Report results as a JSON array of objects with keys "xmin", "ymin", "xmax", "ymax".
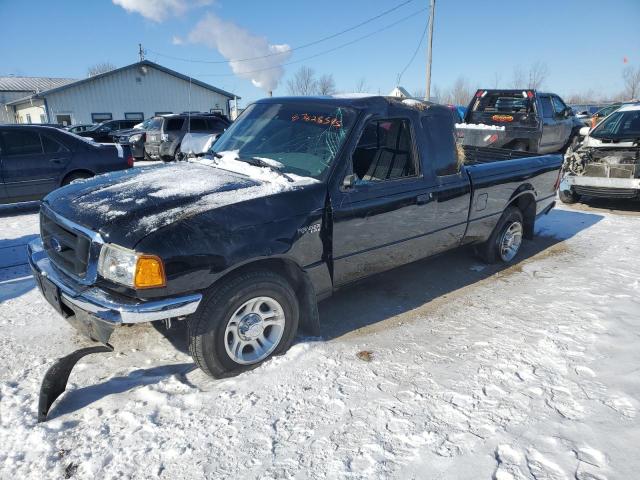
[
  {"xmin": 188, "ymin": 270, "xmax": 299, "ymax": 378},
  {"xmin": 562, "ymin": 133, "xmax": 580, "ymax": 153},
  {"xmin": 512, "ymin": 141, "xmax": 528, "ymax": 152},
  {"xmin": 559, "ymin": 187, "xmax": 581, "ymax": 204},
  {"xmin": 478, "ymin": 206, "xmax": 524, "ymax": 264},
  {"xmin": 62, "ymin": 171, "xmax": 92, "ymax": 186}
]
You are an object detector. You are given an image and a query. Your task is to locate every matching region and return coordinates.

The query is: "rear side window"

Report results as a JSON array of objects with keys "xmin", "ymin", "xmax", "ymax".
[
  {"xmin": 351, "ymin": 118, "xmax": 417, "ymax": 182},
  {"xmin": 1, "ymin": 130, "xmax": 43, "ymax": 156},
  {"xmin": 188, "ymin": 118, "xmax": 208, "ymax": 131},
  {"xmin": 205, "ymin": 118, "xmax": 225, "ymax": 131},
  {"xmin": 422, "ymin": 114, "xmax": 459, "ymax": 176},
  {"xmin": 540, "ymin": 97, "xmax": 554, "ymax": 118},
  {"xmin": 41, "ymin": 134, "xmax": 69, "ymax": 154},
  {"xmin": 165, "ymin": 118, "xmax": 185, "ymax": 131}
]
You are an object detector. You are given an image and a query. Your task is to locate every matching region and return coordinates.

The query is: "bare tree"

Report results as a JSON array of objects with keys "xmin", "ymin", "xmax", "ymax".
[
  {"xmin": 622, "ymin": 66, "xmax": 640, "ymax": 100},
  {"xmin": 511, "ymin": 66, "xmax": 526, "ymax": 88},
  {"xmin": 511, "ymin": 62, "xmax": 548, "ymax": 89},
  {"xmin": 87, "ymin": 62, "xmax": 116, "ymax": 77},
  {"xmin": 354, "ymin": 77, "xmax": 370, "ymax": 93},
  {"xmin": 492, "ymin": 72, "xmax": 501, "ymax": 89},
  {"xmin": 527, "ymin": 61, "xmax": 548, "ymax": 90},
  {"xmin": 286, "ymin": 66, "xmax": 317, "ymax": 96},
  {"xmin": 316, "ymin": 74, "xmax": 336, "ymax": 95},
  {"xmin": 449, "ymin": 76, "xmax": 472, "ymax": 105}
]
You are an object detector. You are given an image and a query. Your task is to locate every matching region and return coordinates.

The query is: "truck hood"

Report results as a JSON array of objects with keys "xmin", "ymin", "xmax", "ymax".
[{"xmin": 43, "ymin": 161, "xmax": 313, "ymax": 246}]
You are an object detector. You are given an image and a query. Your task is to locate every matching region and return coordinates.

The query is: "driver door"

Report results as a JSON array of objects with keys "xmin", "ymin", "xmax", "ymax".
[{"xmin": 330, "ymin": 115, "xmax": 439, "ymax": 286}]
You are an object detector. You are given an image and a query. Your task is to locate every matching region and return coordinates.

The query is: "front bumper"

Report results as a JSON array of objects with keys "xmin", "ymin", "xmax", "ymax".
[
  {"xmin": 564, "ymin": 176, "xmax": 640, "ymax": 199},
  {"xmin": 28, "ymin": 239, "xmax": 202, "ymax": 343}
]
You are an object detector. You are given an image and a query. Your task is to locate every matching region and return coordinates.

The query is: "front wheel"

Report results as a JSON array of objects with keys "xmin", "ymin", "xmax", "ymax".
[
  {"xmin": 559, "ymin": 187, "xmax": 581, "ymax": 204},
  {"xmin": 477, "ymin": 206, "xmax": 524, "ymax": 264},
  {"xmin": 188, "ymin": 270, "xmax": 299, "ymax": 378}
]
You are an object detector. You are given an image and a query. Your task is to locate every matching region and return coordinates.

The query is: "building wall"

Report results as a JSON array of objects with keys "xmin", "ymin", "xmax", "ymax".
[
  {"xmin": 0, "ymin": 91, "xmax": 32, "ymax": 123},
  {"xmin": 42, "ymin": 65, "xmax": 231, "ymax": 125},
  {"xmin": 12, "ymin": 99, "xmax": 47, "ymax": 124}
]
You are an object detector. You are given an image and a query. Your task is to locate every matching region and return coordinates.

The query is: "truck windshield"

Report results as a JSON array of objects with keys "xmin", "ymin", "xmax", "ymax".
[
  {"xmin": 212, "ymin": 102, "xmax": 357, "ymax": 180},
  {"xmin": 472, "ymin": 92, "xmax": 532, "ymax": 113},
  {"xmin": 591, "ymin": 109, "xmax": 640, "ymax": 140}
]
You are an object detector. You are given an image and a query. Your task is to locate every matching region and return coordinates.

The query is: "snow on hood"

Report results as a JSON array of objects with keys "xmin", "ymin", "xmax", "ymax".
[{"xmin": 47, "ymin": 158, "xmax": 317, "ymax": 244}]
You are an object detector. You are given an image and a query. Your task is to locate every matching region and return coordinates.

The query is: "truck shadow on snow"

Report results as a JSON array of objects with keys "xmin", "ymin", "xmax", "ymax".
[{"xmin": 317, "ymin": 208, "xmax": 603, "ymax": 340}]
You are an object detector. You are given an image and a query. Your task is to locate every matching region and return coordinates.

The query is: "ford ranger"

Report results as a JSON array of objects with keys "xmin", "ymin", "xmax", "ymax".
[{"xmin": 28, "ymin": 96, "xmax": 562, "ymax": 418}]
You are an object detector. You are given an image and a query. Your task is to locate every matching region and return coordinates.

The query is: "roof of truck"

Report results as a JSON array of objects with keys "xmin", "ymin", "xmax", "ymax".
[{"xmin": 256, "ymin": 95, "xmax": 452, "ymax": 115}]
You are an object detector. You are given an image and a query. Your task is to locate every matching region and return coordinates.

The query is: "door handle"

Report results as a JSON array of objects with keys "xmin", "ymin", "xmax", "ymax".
[
  {"xmin": 49, "ymin": 158, "xmax": 63, "ymax": 164},
  {"xmin": 416, "ymin": 192, "xmax": 433, "ymax": 205}
]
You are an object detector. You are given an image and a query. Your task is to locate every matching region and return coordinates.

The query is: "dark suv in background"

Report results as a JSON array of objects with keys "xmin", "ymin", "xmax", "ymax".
[
  {"xmin": 77, "ymin": 119, "xmax": 139, "ymax": 143},
  {"xmin": 144, "ymin": 113, "xmax": 230, "ymax": 161}
]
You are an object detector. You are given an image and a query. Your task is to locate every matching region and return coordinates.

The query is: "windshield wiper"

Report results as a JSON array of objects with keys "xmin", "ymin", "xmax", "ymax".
[{"xmin": 236, "ymin": 156, "xmax": 294, "ymax": 182}]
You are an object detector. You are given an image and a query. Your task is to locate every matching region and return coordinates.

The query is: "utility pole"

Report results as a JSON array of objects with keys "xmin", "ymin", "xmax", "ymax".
[
  {"xmin": 138, "ymin": 43, "xmax": 145, "ymax": 62},
  {"xmin": 425, "ymin": 0, "xmax": 436, "ymax": 101}
]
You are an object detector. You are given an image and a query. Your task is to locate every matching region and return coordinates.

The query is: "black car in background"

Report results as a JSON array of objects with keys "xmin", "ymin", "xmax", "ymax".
[
  {"xmin": 65, "ymin": 124, "xmax": 95, "ymax": 134},
  {"xmin": 144, "ymin": 112, "xmax": 230, "ymax": 161},
  {"xmin": 110, "ymin": 118, "xmax": 154, "ymax": 160},
  {"xmin": 0, "ymin": 125, "xmax": 133, "ymax": 204},
  {"xmin": 77, "ymin": 119, "xmax": 139, "ymax": 142}
]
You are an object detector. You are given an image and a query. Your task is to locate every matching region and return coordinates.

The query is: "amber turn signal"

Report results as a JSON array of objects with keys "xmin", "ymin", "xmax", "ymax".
[{"xmin": 134, "ymin": 255, "xmax": 166, "ymax": 289}]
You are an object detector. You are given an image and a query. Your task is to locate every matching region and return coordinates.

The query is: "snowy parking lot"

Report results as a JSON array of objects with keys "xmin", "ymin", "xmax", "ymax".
[{"xmin": 1, "ymin": 199, "xmax": 639, "ymax": 479}]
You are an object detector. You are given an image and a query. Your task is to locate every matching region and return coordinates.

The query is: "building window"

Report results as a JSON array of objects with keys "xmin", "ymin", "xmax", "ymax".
[
  {"xmin": 124, "ymin": 112, "xmax": 144, "ymax": 121},
  {"xmin": 91, "ymin": 112, "xmax": 113, "ymax": 123},
  {"xmin": 26, "ymin": 114, "xmax": 32, "ymax": 124},
  {"xmin": 155, "ymin": 111, "xmax": 172, "ymax": 116},
  {"xmin": 40, "ymin": 114, "xmax": 46, "ymax": 123}
]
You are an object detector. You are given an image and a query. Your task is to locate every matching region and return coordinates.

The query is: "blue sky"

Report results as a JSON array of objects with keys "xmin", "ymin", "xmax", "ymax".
[{"xmin": 1, "ymin": 0, "xmax": 638, "ymax": 106}]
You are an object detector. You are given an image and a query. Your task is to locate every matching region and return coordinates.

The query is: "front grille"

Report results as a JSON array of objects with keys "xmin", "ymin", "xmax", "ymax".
[
  {"xmin": 574, "ymin": 186, "xmax": 639, "ymax": 199},
  {"xmin": 40, "ymin": 212, "xmax": 91, "ymax": 277}
]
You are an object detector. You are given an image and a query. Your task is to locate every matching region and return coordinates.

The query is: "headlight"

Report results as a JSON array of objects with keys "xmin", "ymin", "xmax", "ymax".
[
  {"xmin": 129, "ymin": 133, "xmax": 142, "ymax": 143},
  {"xmin": 98, "ymin": 244, "xmax": 166, "ymax": 289}
]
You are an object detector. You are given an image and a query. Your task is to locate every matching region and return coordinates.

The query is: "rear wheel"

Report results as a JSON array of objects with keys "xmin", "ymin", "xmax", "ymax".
[
  {"xmin": 188, "ymin": 270, "xmax": 299, "ymax": 378},
  {"xmin": 512, "ymin": 141, "xmax": 528, "ymax": 152},
  {"xmin": 559, "ymin": 187, "xmax": 581, "ymax": 204},
  {"xmin": 478, "ymin": 206, "xmax": 524, "ymax": 264},
  {"xmin": 62, "ymin": 171, "xmax": 92, "ymax": 186}
]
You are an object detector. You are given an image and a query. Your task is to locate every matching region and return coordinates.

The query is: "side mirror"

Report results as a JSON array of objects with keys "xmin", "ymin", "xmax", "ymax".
[
  {"xmin": 579, "ymin": 126, "xmax": 590, "ymax": 136},
  {"xmin": 564, "ymin": 108, "xmax": 573, "ymax": 118},
  {"xmin": 342, "ymin": 174, "xmax": 357, "ymax": 189}
]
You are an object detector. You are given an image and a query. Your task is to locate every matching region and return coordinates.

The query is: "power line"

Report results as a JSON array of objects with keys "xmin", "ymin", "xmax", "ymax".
[
  {"xmin": 146, "ymin": 0, "xmax": 416, "ymax": 65},
  {"xmin": 395, "ymin": 15, "xmax": 429, "ymax": 86},
  {"xmin": 192, "ymin": 7, "xmax": 428, "ymax": 78}
]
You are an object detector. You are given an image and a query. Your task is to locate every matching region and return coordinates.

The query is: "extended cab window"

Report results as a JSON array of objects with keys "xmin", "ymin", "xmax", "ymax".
[
  {"xmin": 540, "ymin": 97, "xmax": 554, "ymax": 118},
  {"xmin": 422, "ymin": 115, "xmax": 459, "ymax": 176},
  {"xmin": 1, "ymin": 130, "xmax": 43, "ymax": 156},
  {"xmin": 351, "ymin": 119, "xmax": 417, "ymax": 182}
]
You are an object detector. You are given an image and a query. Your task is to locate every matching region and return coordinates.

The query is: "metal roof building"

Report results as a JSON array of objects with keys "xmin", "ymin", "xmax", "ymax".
[
  {"xmin": 0, "ymin": 76, "xmax": 77, "ymax": 123},
  {"xmin": 3, "ymin": 61, "xmax": 238, "ymax": 126}
]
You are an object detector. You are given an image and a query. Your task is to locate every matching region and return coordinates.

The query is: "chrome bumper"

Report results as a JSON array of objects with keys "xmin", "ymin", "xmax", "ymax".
[{"xmin": 28, "ymin": 238, "xmax": 202, "ymax": 341}]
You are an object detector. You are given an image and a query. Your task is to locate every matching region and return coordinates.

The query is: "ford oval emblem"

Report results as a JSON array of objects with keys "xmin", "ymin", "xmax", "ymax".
[{"xmin": 49, "ymin": 237, "xmax": 63, "ymax": 253}]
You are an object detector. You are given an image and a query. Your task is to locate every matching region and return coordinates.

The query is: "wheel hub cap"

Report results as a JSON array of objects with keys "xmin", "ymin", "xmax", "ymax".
[
  {"xmin": 499, "ymin": 221, "xmax": 523, "ymax": 261},
  {"xmin": 238, "ymin": 313, "xmax": 264, "ymax": 340},
  {"xmin": 224, "ymin": 296, "xmax": 286, "ymax": 365}
]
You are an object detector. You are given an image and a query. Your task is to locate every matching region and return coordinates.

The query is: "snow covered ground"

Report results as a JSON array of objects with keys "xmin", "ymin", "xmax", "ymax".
[{"xmin": 1, "ymin": 199, "xmax": 639, "ymax": 479}]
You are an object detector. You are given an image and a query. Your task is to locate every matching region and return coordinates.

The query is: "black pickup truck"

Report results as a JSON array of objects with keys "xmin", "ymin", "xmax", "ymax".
[
  {"xmin": 457, "ymin": 89, "xmax": 583, "ymax": 153},
  {"xmin": 29, "ymin": 96, "xmax": 562, "ymax": 381}
]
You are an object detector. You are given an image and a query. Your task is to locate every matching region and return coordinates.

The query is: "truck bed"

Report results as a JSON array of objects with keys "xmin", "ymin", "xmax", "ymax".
[{"xmin": 462, "ymin": 145, "xmax": 542, "ymax": 164}]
